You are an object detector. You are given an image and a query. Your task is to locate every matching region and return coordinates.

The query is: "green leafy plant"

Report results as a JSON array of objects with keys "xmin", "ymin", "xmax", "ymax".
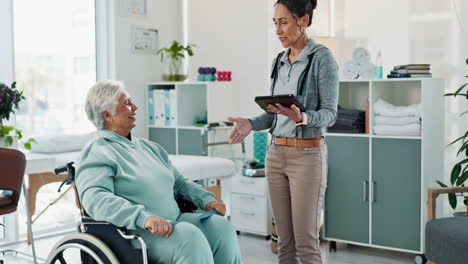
[
  {"xmin": 436, "ymin": 58, "xmax": 468, "ymax": 209},
  {"xmin": 0, "ymin": 82, "xmax": 35, "ymax": 149},
  {"xmin": 156, "ymin": 40, "xmax": 195, "ymax": 81}
]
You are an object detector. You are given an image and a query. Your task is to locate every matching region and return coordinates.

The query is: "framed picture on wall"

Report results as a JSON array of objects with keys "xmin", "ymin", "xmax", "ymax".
[
  {"xmin": 120, "ymin": 0, "xmax": 147, "ymax": 17},
  {"xmin": 131, "ymin": 25, "xmax": 159, "ymax": 54}
]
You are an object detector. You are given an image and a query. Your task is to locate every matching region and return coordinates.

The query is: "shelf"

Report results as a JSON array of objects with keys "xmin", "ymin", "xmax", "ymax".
[
  {"xmin": 326, "ymin": 133, "xmax": 370, "ymax": 138},
  {"xmin": 148, "ymin": 81, "xmax": 196, "ymax": 86},
  {"xmin": 339, "ymin": 79, "xmax": 373, "ymax": 83},
  {"xmin": 326, "ymin": 133, "xmax": 421, "ymax": 140},
  {"xmin": 371, "ymin": 135, "xmax": 421, "ymax": 140},
  {"xmin": 148, "ymin": 125, "xmax": 206, "ymax": 130},
  {"xmin": 339, "ymin": 78, "xmax": 442, "ymax": 83},
  {"xmin": 148, "ymin": 125, "xmax": 176, "ymax": 129},
  {"xmin": 178, "ymin": 126, "xmax": 207, "ymax": 130},
  {"xmin": 338, "ymin": 82, "xmax": 369, "ymax": 111}
]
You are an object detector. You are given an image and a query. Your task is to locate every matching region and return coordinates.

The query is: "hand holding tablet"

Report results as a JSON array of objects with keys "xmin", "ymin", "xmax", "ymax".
[{"xmin": 255, "ymin": 94, "xmax": 305, "ymax": 112}]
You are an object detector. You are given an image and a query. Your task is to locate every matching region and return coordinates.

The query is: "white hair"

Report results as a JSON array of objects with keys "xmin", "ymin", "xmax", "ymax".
[{"xmin": 85, "ymin": 80, "xmax": 127, "ymax": 130}]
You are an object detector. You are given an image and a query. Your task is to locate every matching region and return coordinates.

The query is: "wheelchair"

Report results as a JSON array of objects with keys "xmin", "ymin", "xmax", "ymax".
[{"xmin": 46, "ymin": 162, "xmax": 198, "ymax": 264}]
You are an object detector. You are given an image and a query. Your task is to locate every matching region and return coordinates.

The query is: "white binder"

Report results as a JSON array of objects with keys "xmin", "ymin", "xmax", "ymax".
[{"xmin": 169, "ymin": 89, "xmax": 177, "ymax": 126}]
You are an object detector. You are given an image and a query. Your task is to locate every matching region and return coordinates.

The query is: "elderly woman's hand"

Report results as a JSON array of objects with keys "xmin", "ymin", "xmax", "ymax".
[
  {"xmin": 144, "ymin": 216, "xmax": 173, "ymax": 237},
  {"xmin": 205, "ymin": 201, "xmax": 226, "ymax": 216}
]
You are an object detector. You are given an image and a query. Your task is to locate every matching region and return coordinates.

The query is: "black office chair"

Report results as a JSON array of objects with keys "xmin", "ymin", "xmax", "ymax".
[{"xmin": 0, "ymin": 148, "xmax": 40, "ymax": 264}]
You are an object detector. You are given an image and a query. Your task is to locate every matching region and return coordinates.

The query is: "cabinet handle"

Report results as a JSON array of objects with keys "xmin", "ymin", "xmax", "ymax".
[
  {"xmin": 372, "ymin": 181, "xmax": 376, "ymax": 202},
  {"xmin": 240, "ymin": 211, "xmax": 256, "ymax": 216},
  {"xmin": 362, "ymin": 180, "xmax": 368, "ymax": 202},
  {"xmin": 240, "ymin": 180, "xmax": 255, "ymax": 185},
  {"xmin": 240, "ymin": 196, "xmax": 255, "ymax": 201}
]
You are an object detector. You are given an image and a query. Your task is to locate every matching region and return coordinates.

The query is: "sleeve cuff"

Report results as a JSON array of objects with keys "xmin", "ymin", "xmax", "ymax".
[
  {"xmin": 201, "ymin": 196, "xmax": 217, "ymax": 210},
  {"xmin": 295, "ymin": 112, "xmax": 308, "ymax": 126},
  {"xmin": 136, "ymin": 210, "xmax": 151, "ymax": 229}
]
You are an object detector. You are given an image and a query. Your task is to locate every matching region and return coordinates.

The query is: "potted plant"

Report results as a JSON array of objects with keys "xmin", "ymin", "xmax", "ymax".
[
  {"xmin": 436, "ymin": 58, "xmax": 468, "ymax": 214},
  {"xmin": 157, "ymin": 40, "xmax": 195, "ymax": 82},
  {"xmin": 0, "ymin": 82, "xmax": 35, "ymax": 149}
]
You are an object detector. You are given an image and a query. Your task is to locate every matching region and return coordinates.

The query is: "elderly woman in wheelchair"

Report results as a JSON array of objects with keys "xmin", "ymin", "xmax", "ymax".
[{"xmin": 47, "ymin": 80, "xmax": 241, "ymax": 264}]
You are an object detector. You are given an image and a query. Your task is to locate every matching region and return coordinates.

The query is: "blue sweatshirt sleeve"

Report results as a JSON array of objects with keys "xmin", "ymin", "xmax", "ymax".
[
  {"xmin": 172, "ymin": 167, "xmax": 217, "ymax": 210},
  {"xmin": 149, "ymin": 142, "xmax": 216, "ymax": 210},
  {"xmin": 76, "ymin": 148, "xmax": 151, "ymax": 230}
]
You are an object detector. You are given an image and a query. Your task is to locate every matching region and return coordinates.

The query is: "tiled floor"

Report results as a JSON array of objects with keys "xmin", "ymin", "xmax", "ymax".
[{"xmin": 1, "ymin": 232, "xmax": 416, "ymax": 264}]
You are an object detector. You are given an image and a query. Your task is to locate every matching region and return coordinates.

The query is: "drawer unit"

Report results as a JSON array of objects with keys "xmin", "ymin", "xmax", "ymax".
[
  {"xmin": 231, "ymin": 208, "xmax": 267, "ymax": 234},
  {"xmin": 231, "ymin": 193, "xmax": 266, "ymax": 212},
  {"xmin": 230, "ymin": 175, "xmax": 271, "ymax": 238},
  {"xmin": 232, "ymin": 176, "xmax": 267, "ymax": 196}
]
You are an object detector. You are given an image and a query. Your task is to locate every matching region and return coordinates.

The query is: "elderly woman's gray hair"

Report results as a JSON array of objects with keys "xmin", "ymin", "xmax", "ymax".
[{"xmin": 85, "ymin": 80, "xmax": 127, "ymax": 130}]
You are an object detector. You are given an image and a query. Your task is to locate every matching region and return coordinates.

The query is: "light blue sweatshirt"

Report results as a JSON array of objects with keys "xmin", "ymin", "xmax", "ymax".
[{"xmin": 75, "ymin": 129, "xmax": 216, "ymax": 230}]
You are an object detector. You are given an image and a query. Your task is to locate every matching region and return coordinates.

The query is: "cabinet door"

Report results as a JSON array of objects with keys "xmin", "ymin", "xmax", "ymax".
[
  {"xmin": 178, "ymin": 128, "xmax": 207, "ymax": 156},
  {"xmin": 149, "ymin": 127, "xmax": 176, "ymax": 154},
  {"xmin": 325, "ymin": 136, "xmax": 369, "ymax": 243},
  {"xmin": 372, "ymin": 139, "xmax": 421, "ymax": 251}
]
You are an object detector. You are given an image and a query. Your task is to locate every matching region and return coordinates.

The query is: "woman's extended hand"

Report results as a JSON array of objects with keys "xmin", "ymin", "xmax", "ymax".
[
  {"xmin": 267, "ymin": 104, "xmax": 303, "ymax": 123},
  {"xmin": 205, "ymin": 201, "xmax": 226, "ymax": 216},
  {"xmin": 144, "ymin": 216, "xmax": 173, "ymax": 237},
  {"xmin": 227, "ymin": 116, "xmax": 253, "ymax": 144}
]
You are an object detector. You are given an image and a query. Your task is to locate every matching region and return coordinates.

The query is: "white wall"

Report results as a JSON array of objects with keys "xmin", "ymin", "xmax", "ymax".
[
  {"xmin": 112, "ymin": 0, "xmax": 183, "ymax": 138},
  {"xmin": 186, "ymin": 0, "xmax": 272, "ymax": 157},
  {"xmin": 186, "ymin": 0, "xmax": 271, "ymax": 119}
]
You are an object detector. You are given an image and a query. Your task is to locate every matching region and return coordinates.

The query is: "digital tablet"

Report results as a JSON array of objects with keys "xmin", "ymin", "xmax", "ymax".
[{"xmin": 255, "ymin": 94, "xmax": 305, "ymax": 112}]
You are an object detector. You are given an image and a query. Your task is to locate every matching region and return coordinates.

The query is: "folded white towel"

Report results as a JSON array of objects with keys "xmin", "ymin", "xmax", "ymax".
[
  {"xmin": 373, "ymin": 99, "xmax": 421, "ymax": 118},
  {"xmin": 358, "ymin": 62, "xmax": 376, "ymax": 79},
  {"xmin": 343, "ymin": 61, "xmax": 359, "ymax": 79},
  {"xmin": 352, "ymin": 47, "xmax": 371, "ymax": 64},
  {"xmin": 374, "ymin": 116, "xmax": 421, "ymax": 126},
  {"xmin": 374, "ymin": 124, "xmax": 421, "ymax": 136}
]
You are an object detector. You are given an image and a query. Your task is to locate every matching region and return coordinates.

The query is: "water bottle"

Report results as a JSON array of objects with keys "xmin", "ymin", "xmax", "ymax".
[{"xmin": 376, "ymin": 51, "xmax": 383, "ymax": 79}]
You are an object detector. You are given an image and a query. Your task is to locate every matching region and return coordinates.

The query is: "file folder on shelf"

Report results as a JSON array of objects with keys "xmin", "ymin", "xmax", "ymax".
[{"xmin": 148, "ymin": 89, "xmax": 155, "ymax": 125}]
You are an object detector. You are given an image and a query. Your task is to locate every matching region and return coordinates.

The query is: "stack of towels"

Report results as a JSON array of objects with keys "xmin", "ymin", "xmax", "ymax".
[
  {"xmin": 373, "ymin": 99, "xmax": 421, "ymax": 136},
  {"xmin": 329, "ymin": 105, "xmax": 365, "ymax": 133}
]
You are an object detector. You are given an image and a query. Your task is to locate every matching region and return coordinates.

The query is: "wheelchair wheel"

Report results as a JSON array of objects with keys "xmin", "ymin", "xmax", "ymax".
[{"xmin": 46, "ymin": 233, "xmax": 120, "ymax": 264}]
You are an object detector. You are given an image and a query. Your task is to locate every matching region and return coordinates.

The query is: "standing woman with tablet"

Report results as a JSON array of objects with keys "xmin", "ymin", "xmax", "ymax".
[{"xmin": 227, "ymin": 0, "xmax": 338, "ymax": 263}]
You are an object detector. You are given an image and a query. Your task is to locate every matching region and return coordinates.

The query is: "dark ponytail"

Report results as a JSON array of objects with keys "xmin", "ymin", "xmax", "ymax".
[{"xmin": 275, "ymin": 0, "xmax": 317, "ymax": 26}]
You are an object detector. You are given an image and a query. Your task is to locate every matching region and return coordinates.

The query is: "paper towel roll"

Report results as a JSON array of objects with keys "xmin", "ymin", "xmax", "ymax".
[{"xmin": 343, "ymin": 61, "xmax": 359, "ymax": 79}]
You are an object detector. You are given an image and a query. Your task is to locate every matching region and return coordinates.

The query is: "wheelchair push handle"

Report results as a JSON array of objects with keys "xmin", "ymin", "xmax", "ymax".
[{"xmin": 54, "ymin": 162, "xmax": 75, "ymax": 192}]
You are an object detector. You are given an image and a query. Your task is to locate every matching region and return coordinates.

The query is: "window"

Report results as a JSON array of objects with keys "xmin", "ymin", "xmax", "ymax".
[
  {"xmin": 12, "ymin": 0, "xmax": 96, "ymax": 237},
  {"xmin": 14, "ymin": 0, "xmax": 96, "ymax": 137}
]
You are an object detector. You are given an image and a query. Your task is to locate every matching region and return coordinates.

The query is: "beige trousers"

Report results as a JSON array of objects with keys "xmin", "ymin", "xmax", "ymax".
[{"xmin": 266, "ymin": 142, "xmax": 328, "ymax": 264}]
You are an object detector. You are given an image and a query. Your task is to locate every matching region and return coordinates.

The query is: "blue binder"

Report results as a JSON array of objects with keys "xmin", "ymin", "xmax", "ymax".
[{"xmin": 148, "ymin": 89, "xmax": 155, "ymax": 125}]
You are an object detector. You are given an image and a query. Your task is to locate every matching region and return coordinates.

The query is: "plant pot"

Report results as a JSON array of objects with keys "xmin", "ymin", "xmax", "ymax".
[{"xmin": 162, "ymin": 74, "xmax": 188, "ymax": 82}]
